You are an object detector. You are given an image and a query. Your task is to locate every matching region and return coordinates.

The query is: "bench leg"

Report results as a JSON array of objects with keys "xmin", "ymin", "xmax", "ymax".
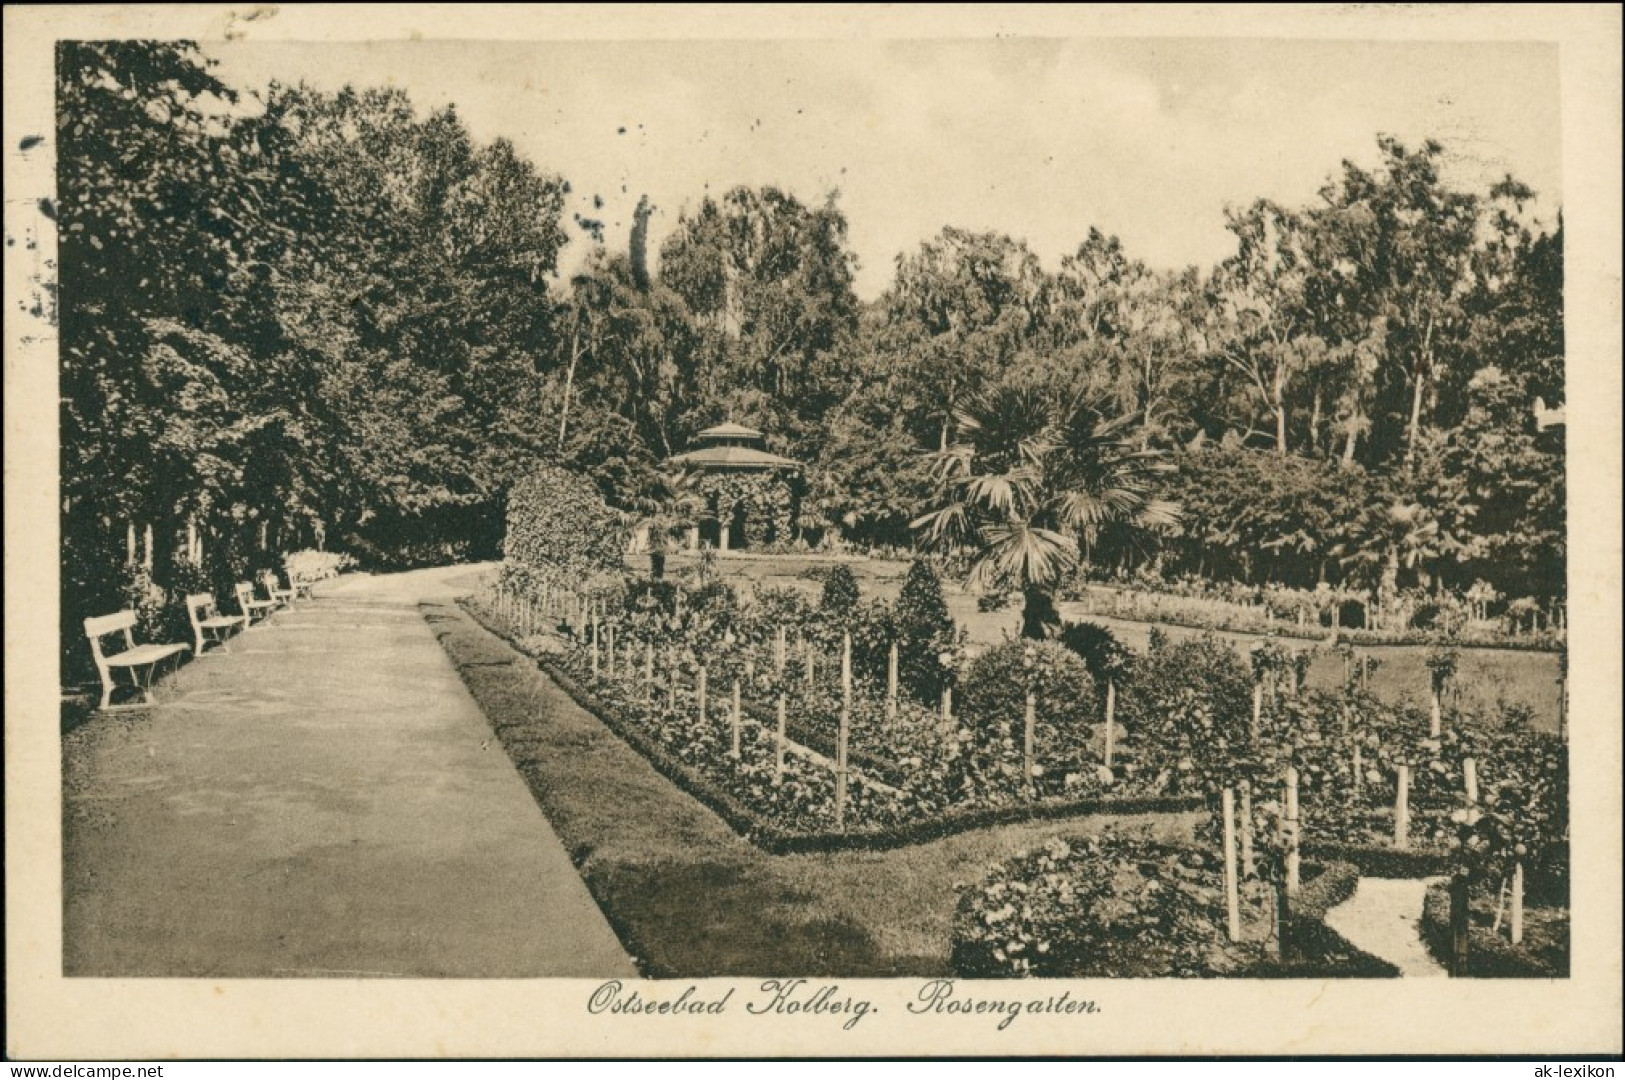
[
  {"xmin": 97, "ymin": 666, "xmax": 147, "ymax": 711},
  {"xmin": 133, "ymin": 662, "xmax": 157, "ymax": 705}
]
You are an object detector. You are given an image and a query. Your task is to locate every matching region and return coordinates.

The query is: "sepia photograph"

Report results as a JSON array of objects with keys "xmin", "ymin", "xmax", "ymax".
[{"xmin": 6, "ymin": 2, "xmax": 1621, "ymax": 1062}]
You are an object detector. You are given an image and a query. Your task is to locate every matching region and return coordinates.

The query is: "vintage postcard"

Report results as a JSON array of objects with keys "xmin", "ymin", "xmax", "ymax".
[{"xmin": 6, "ymin": 3, "xmax": 1621, "ymax": 1060}]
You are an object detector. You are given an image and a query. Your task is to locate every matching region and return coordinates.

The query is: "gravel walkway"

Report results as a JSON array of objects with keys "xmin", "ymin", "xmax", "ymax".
[
  {"xmin": 1323, "ymin": 876, "xmax": 1449, "ymax": 977},
  {"xmin": 63, "ymin": 564, "xmax": 635, "ymax": 978}
]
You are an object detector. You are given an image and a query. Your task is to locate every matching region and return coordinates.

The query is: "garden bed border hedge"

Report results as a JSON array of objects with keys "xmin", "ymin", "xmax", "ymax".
[
  {"xmin": 459, "ymin": 597, "xmax": 1205, "ymax": 855},
  {"xmin": 1297, "ymin": 842, "xmax": 1453, "ymax": 879},
  {"xmin": 1059, "ymin": 598, "xmax": 1563, "ymax": 653}
]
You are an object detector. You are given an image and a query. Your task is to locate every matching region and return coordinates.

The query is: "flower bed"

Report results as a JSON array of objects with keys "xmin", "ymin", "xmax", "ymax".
[
  {"xmin": 950, "ymin": 834, "xmax": 1399, "ymax": 978},
  {"xmin": 1062, "ymin": 582, "xmax": 1563, "ymax": 653},
  {"xmin": 478, "ymin": 552, "xmax": 1565, "ymax": 874},
  {"xmin": 1418, "ymin": 879, "xmax": 1569, "ymax": 977},
  {"xmin": 463, "ymin": 597, "xmax": 1202, "ymax": 853}
]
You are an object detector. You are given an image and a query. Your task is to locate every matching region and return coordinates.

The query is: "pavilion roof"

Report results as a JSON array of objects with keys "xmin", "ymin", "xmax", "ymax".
[
  {"xmin": 665, "ymin": 445, "xmax": 802, "ymax": 470},
  {"xmin": 693, "ymin": 421, "xmax": 765, "ymax": 441}
]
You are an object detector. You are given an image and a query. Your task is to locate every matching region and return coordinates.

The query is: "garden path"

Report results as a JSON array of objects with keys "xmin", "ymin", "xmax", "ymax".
[
  {"xmin": 63, "ymin": 563, "xmax": 636, "ymax": 977},
  {"xmin": 1322, "ymin": 876, "xmax": 1449, "ymax": 977}
]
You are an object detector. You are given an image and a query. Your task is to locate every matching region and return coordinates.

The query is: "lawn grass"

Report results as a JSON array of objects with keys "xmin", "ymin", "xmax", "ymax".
[{"xmin": 422, "ymin": 597, "xmax": 1202, "ymax": 977}]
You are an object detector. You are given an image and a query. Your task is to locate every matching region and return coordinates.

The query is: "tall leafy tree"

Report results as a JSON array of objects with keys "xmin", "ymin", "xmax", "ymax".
[
  {"xmin": 1308, "ymin": 137, "xmax": 1480, "ymax": 470},
  {"xmin": 878, "ymin": 227, "xmax": 1050, "ymax": 451}
]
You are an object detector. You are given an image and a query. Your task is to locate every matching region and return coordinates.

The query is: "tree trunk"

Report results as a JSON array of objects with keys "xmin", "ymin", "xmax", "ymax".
[
  {"xmin": 1403, "ymin": 318, "xmax": 1435, "ymax": 471},
  {"xmin": 557, "ymin": 319, "xmax": 581, "ymax": 452},
  {"xmin": 1309, "ymin": 383, "xmax": 1323, "ymax": 455},
  {"xmin": 1020, "ymin": 586, "xmax": 1059, "ymax": 640},
  {"xmin": 1404, "ymin": 376, "xmax": 1425, "ymax": 469}
]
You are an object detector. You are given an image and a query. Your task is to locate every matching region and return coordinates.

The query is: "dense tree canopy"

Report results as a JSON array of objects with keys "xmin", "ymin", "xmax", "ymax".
[{"xmin": 59, "ymin": 42, "xmax": 1566, "ymax": 674}]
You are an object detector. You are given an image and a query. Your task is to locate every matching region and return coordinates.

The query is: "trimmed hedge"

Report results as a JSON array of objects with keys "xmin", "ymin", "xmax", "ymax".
[
  {"xmin": 1064, "ymin": 602, "xmax": 1563, "ymax": 654},
  {"xmin": 505, "ymin": 463, "xmax": 627, "ymax": 579},
  {"xmin": 462, "ymin": 596, "xmax": 1202, "ymax": 855},
  {"xmin": 1298, "ymin": 842, "xmax": 1454, "ymax": 879}
]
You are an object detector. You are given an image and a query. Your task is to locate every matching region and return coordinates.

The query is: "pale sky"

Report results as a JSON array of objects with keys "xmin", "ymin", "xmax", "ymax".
[{"xmin": 206, "ymin": 37, "xmax": 1562, "ymax": 298}]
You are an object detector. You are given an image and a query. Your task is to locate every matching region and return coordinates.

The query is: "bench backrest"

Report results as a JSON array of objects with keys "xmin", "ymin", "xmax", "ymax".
[
  {"xmin": 234, "ymin": 581, "xmax": 257, "ymax": 609},
  {"xmin": 84, "ymin": 610, "xmax": 138, "ymax": 672},
  {"xmin": 186, "ymin": 592, "xmax": 216, "ymax": 625},
  {"xmin": 84, "ymin": 610, "xmax": 137, "ymax": 639}
]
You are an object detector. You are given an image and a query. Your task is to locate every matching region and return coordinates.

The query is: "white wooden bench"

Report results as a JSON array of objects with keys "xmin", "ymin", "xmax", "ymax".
[
  {"xmin": 186, "ymin": 592, "xmax": 247, "ymax": 656},
  {"xmin": 289, "ymin": 572, "xmax": 317, "ymax": 601},
  {"xmin": 234, "ymin": 580, "xmax": 278, "ymax": 625},
  {"xmin": 83, "ymin": 610, "xmax": 190, "ymax": 711},
  {"xmin": 260, "ymin": 569, "xmax": 295, "ymax": 609}
]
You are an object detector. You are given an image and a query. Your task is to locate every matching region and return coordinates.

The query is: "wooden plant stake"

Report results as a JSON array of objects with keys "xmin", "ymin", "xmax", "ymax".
[
  {"xmin": 1429, "ymin": 684, "xmax": 1443, "ymax": 738},
  {"xmin": 835, "ymin": 632, "xmax": 852, "ymax": 829},
  {"xmin": 1558, "ymin": 669, "xmax": 1568, "ymax": 741},
  {"xmin": 1284, "ymin": 766, "xmax": 1301, "ymax": 897},
  {"xmin": 590, "ymin": 625, "xmax": 600, "ymax": 676},
  {"xmin": 1352, "ymin": 745, "xmax": 1363, "ymax": 798},
  {"xmin": 730, "ymin": 679, "xmax": 742, "ymax": 757},
  {"xmin": 774, "ymin": 694, "xmax": 787, "ymax": 781},
  {"xmin": 667, "ymin": 661, "xmax": 677, "ymax": 712},
  {"xmin": 1023, "ymin": 692, "xmax": 1037, "ymax": 798},
  {"xmin": 1275, "ymin": 877, "xmax": 1290, "ymax": 961},
  {"xmin": 1250, "ymin": 683, "xmax": 1263, "ymax": 745},
  {"xmin": 775, "ymin": 625, "xmax": 786, "ymax": 674},
  {"xmin": 1463, "ymin": 758, "xmax": 1479, "ymax": 805},
  {"xmin": 1103, "ymin": 678, "xmax": 1117, "ymax": 768},
  {"xmin": 1511, "ymin": 861, "xmax": 1525, "ymax": 945},
  {"xmin": 606, "ymin": 624, "xmax": 615, "ymax": 675},
  {"xmin": 1239, "ymin": 780, "xmax": 1255, "ymax": 877},
  {"xmin": 1448, "ymin": 872, "xmax": 1471, "ymax": 976},
  {"xmin": 644, "ymin": 643, "xmax": 655, "ymax": 700},
  {"xmin": 805, "ymin": 643, "xmax": 816, "ymax": 692},
  {"xmin": 1222, "ymin": 787, "xmax": 1241, "ymax": 943},
  {"xmin": 941, "ymin": 686, "xmax": 953, "ymax": 727},
  {"xmin": 696, "ymin": 665, "xmax": 708, "ymax": 725},
  {"xmin": 1394, "ymin": 763, "xmax": 1411, "ymax": 849},
  {"xmin": 887, "ymin": 642, "xmax": 899, "ymax": 719}
]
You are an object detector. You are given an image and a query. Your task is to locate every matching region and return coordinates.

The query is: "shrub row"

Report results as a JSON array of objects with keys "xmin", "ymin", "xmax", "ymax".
[{"xmin": 464, "ymin": 596, "xmax": 1202, "ymax": 855}]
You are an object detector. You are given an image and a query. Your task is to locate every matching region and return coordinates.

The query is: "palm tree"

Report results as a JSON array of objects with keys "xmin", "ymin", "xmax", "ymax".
[
  {"xmin": 629, "ymin": 479, "xmax": 706, "ymax": 578},
  {"xmin": 1333, "ymin": 498, "xmax": 1444, "ymax": 628},
  {"xmin": 912, "ymin": 382, "xmax": 1180, "ymax": 638}
]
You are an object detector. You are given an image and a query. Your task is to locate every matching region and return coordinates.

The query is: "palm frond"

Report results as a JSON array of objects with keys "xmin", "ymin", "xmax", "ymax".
[
  {"xmin": 954, "ymin": 466, "xmax": 1040, "ymax": 516},
  {"xmin": 967, "ymin": 521, "xmax": 1078, "ymax": 591},
  {"xmin": 911, "ymin": 502, "xmax": 977, "ymax": 549}
]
